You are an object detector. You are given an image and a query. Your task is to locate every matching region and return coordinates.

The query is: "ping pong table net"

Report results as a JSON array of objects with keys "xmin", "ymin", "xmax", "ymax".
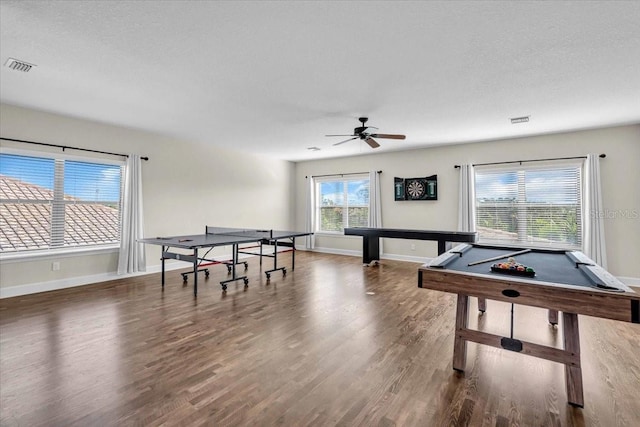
[{"xmin": 205, "ymin": 227, "xmax": 273, "ymax": 239}]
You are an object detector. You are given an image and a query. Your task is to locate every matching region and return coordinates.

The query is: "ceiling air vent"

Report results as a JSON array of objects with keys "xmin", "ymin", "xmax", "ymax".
[
  {"xmin": 510, "ymin": 116, "xmax": 529, "ymax": 124},
  {"xmin": 4, "ymin": 58, "xmax": 36, "ymax": 72}
]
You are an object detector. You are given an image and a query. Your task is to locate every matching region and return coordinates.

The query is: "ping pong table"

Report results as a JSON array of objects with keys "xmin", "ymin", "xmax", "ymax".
[{"xmin": 140, "ymin": 227, "xmax": 312, "ymax": 295}]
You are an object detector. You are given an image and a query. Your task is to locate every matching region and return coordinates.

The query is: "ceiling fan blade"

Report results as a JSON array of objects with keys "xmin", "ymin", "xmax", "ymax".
[
  {"xmin": 326, "ymin": 134, "xmax": 354, "ymax": 137},
  {"xmin": 365, "ymin": 137, "xmax": 380, "ymax": 148},
  {"xmin": 370, "ymin": 133, "xmax": 406, "ymax": 140},
  {"xmin": 333, "ymin": 137, "xmax": 358, "ymax": 146}
]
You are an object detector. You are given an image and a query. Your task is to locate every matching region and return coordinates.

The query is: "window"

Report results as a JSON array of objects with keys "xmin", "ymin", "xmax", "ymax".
[
  {"xmin": 475, "ymin": 162, "xmax": 582, "ymax": 249},
  {"xmin": 316, "ymin": 176, "xmax": 369, "ymax": 232},
  {"xmin": 0, "ymin": 151, "xmax": 123, "ymax": 253}
]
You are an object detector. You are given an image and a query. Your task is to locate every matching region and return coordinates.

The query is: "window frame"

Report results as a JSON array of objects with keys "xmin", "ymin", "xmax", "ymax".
[
  {"xmin": 0, "ymin": 147, "xmax": 125, "ymax": 260},
  {"xmin": 473, "ymin": 159, "xmax": 584, "ymax": 250},
  {"xmin": 314, "ymin": 174, "xmax": 370, "ymax": 234}
]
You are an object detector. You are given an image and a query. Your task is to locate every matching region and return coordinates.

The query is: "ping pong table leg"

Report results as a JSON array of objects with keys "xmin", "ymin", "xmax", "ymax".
[
  {"xmin": 264, "ymin": 238, "xmax": 288, "ymax": 279},
  {"xmin": 193, "ymin": 248, "xmax": 198, "ymax": 297},
  {"xmin": 220, "ymin": 243, "xmax": 249, "ymax": 291},
  {"xmin": 161, "ymin": 245, "xmax": 167, "ymax": 290},
  {"xmin": 232, "ymin": 244, "xmax": 237, "ymax": 281},
  {"xmin": 273, "ymin": 240, "xmax": 278, "ymax": 271},
  {"xmin": 291, "ymin": 237, "xmax": 295, "ymax": 270}
]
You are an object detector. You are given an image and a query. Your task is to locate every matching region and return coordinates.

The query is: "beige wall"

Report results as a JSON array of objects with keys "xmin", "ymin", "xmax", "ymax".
[
  {"xmin": 0, "ymin": 103, "xmax": 294, "ymax": 293},
  {"xmin": 294, "ymin": 125, "xmax": 640, "ymax": 281}
]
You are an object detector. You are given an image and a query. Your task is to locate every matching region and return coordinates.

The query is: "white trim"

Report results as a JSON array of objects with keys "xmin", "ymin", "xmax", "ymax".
[
  {"xmin": 310, "ymin": 246, "xmax": 428, "ymax": 264},
  {"xmin": 1, "ymin": 249, "xmax": 291, "ymax": 298},
  {"xmin": 314, "ymin": 231, "xmax": 345, "ymax": 237},
  {"xmin": 1, "ymin": 269, "xmax": 143, "ymax": 299},
  {"xmin": 308, "ymin": 246, "xmax": 360, "ymax": 257},
  {"xmin": 0, "ymin": 245, "xmax": 119, "ymax": 263},
  {"xmin": 618, "ymin": 276, "xmax": 640, "ymax": 288}
]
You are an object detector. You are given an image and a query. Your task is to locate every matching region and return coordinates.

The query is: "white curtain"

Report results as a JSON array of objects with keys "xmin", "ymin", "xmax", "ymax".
[
  {"xmin": 583, "ymin": 154, "xmax": 607, "ymax": 267},
  {"xmin": 117, "ymin": 154, "xmax": 146, "ymax": 274},
  {"xmin": 368, "ymin": 171, "xmax": 382, "ymax": 227},
  {"xmin": 304, "ymin": 176, "xmax": 315, "ymax": 250},
  {"xmin": 369, "ymin": 170, "xmax": 383, "ymax": 253},
  {"xmin": 458, "ymin": 164, "xmax": 476, "ymax": 232}
]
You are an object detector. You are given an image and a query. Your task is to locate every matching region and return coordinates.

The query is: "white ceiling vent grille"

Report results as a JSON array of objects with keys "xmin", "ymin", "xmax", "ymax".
[
  {"xmin": 4, "ymin": 58, "xmax": 36, "ymax": 72},
  {"xmin": 510, "ymin": 116, "xmax": 530, "ymax": 124}
]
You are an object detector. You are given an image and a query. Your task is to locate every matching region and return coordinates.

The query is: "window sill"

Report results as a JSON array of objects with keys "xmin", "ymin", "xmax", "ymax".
[
  {"xmin": 0, "ymin": 245, "xmax": 120, "ymax": 264},
  {"xmin": 315, "ymin": 232, "xmax": 359, "ymax": 238}
]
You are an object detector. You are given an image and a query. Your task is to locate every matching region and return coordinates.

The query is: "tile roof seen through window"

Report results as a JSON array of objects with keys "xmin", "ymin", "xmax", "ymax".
[{"xmin": 0, "ymin": 175, "xmax": 120, "ymax": 252}]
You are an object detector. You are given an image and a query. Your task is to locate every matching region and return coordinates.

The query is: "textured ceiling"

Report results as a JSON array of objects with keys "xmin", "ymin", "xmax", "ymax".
[{"xmin": 1, "ymin": 1, "xmax": 639, "ymax": 161}]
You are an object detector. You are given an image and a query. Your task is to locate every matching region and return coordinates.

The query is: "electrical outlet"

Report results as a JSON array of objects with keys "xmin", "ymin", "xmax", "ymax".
[
  {"xmin": 410, "ymin": 244, "xmax": 416, "ymax": 251},
  {"xmin": 52, "ymin": 261, "xmax": 60, "ymax": 271}
]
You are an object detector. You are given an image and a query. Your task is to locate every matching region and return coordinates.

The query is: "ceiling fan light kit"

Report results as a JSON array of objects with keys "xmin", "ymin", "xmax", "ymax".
[{"xmin": 326, "ymin": 117, "xmax": 406, "ymax": 149}]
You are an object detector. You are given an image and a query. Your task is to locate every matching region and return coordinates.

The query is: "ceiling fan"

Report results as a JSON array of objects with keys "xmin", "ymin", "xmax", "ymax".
[{"xmin": 326, "ymin": 117, "xmax": 406, "ymax": 149}]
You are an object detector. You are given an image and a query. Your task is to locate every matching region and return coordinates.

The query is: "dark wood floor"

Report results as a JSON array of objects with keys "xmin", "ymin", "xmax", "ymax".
[{"xmin": 1, "ymin": 251, "xmax": 639, "ymax": 427}]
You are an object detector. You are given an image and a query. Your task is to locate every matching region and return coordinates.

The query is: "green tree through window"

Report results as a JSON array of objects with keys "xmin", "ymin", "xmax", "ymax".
[{"xmin": 316, "ymin": 176, "xmax": 369, "ymax": 232}]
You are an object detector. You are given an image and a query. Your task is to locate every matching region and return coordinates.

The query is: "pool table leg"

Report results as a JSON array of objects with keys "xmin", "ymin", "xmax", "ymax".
[
  {"xmin": 453, "ymin": 294, "xmax": 470, "ymax": 372},
  {"xmin": 563, "ymin": 312, "xmax": 584, "ymax": 407}
]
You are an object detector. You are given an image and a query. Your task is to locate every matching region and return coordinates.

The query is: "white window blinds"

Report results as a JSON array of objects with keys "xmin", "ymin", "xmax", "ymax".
[
  {"xmin": 0, "ymin": 152, "xmax": 123, "ymax": 253},
  {"xmin": 475, "ymin": 162, "xmax": 582, "ymax": 249}
]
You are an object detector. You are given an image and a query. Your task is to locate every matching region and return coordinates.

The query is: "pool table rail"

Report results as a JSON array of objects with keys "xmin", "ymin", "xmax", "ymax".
[{"xmin": 418, "ymin": 267, "xmax": 639, "ymax": 323}]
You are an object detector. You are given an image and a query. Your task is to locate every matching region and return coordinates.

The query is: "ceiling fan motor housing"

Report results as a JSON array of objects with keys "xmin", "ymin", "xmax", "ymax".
[{"xmin": 327, "ymin": 116, "xmax": 405, "ymax": 148}]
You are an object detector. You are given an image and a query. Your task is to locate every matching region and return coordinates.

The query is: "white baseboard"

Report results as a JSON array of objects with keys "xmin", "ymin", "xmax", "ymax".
[
  {"xmin": 0, "ymin": 262, "xmax": 176, "ymax": 299},
  {"xmin": 310, "ymin": 246, "xmax": 428, "ymax": 264},
  {"xmin": 618, "ymin": 276, "xmax": 640, "ymax": 287},
  {"xmin": 0, "ymin": 253, "xmax": 254, "ymax": 299},
  {"xmin": 308, "ymin": 246, "xmax": 360, "ymax": 257}
]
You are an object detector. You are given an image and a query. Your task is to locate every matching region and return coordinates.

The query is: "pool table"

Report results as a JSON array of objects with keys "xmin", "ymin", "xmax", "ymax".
[{"xmin": 418, "ymin": 243, "xmax": 639, "ymax": 407}]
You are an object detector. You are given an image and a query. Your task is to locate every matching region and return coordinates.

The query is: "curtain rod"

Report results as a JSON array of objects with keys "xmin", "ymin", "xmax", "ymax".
[
  {"xmin": 1, "ymin": 137, "xmax": 149, "ymax": 161},
  {"xmin": 454, "ymin": 154, "xmax": 605, "ymax": 169},
  {"xmin": 306, "ymin": 170, "xmax": 382, "ymax": 179}
]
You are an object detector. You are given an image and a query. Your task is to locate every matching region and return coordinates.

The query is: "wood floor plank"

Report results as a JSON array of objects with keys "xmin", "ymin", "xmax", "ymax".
[{"xmin": 1, "ymin": 251, "xmax": 639, "ymax": 426}]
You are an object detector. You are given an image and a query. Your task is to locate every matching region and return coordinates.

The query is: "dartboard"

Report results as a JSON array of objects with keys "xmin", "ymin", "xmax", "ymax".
[{"xmin": 406, "ymin": 179, "xmax": 426, "ymax": 199}]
